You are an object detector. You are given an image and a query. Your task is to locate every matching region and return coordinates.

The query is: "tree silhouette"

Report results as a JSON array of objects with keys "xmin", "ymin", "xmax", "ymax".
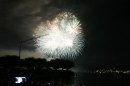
[
  {"xmin": 49, "ymin": 59, "xmax": 75, "ymax": 70},
  {"xmin": 49, "ymin": 59, "xmax": 60, "ymax": 70},
  {"xmin": 0, "ymin": 55, "xmax": 19, "ymax": 68},
  {"xmin": 17, "ymin": 59, "xmax": 26, "ymax": 67},
  {"xmin": 35, "ymin": 58, "xmax": 47, "ymax": 69},
  {"xmin": 0, "ymin": 55, "xmax": 75, "ymax": 70},
  {"xmin": 64, "ymin": 60, "xmax": 75, "ymax": 70},
  {"xmin": 25, "ymin": 57, "xmax": 35, "ymax": 68}
]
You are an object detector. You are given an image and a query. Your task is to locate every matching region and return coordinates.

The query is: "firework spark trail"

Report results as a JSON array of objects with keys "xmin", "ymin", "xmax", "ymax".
[{"xmin": 33, "ymin": 12, "xmax": 84, "ymax": 59}]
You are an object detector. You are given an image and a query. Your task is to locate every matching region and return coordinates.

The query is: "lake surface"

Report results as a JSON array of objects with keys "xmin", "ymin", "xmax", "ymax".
[{"xmin": 34, "ymin": 73, "xmax": 130, "ymax": 86}]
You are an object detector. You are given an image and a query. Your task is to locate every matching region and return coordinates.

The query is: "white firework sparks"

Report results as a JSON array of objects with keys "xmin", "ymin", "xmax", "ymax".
[{"xmin": 33, "ymin": 12, "xmax": 84, "ymax": 59}]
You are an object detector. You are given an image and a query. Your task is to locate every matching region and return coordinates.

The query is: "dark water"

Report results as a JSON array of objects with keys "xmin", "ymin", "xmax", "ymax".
[
  {"xmin": 71, "ymin": 73, "xmax": 130, "ymax": 86},
  {"xmin": 34, "ymin": 73, "xmax": 130, "ymax": 86},
  {"xmin": 27, "ymin": 73, "xmax": 130, "ymax": 86}
]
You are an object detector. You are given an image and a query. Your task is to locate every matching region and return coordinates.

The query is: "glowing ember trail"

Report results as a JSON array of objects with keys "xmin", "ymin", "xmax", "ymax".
[{"xmin": 33, "ymin": 12, "xmax": 84, "ymax": 59}]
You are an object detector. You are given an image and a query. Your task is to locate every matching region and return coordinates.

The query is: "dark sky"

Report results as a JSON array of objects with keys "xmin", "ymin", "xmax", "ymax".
[{"xmin": 0, "ymin": 0, "xmax": 129, "ymax": 70}]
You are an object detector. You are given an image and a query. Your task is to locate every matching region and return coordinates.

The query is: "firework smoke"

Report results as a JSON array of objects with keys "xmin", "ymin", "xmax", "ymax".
[{"xmin": 33, "ymin": 12, "xmax": 84, "ymax": 59}]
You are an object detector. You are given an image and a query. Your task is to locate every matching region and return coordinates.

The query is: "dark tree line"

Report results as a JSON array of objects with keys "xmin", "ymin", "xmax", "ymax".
[{"xmin": 0, "ymin": 55, "xmax": 74, "ymax": 70}]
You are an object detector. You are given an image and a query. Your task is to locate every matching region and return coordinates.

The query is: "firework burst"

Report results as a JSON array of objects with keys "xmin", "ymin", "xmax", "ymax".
[{"xmin": 33, "ymin": 12, "xmax": 84, "ymax": 59}]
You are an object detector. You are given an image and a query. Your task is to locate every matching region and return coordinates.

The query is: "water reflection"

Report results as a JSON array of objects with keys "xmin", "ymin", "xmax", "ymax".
[{"xmin": 29, "ymin": 73, "xmax": 130, "ymax": 86}]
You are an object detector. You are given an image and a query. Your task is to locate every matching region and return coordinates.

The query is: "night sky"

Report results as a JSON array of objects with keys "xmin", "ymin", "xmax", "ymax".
[{"xmin": 0, "ymin": 0, "xmax": 129, "ymax": 70}]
